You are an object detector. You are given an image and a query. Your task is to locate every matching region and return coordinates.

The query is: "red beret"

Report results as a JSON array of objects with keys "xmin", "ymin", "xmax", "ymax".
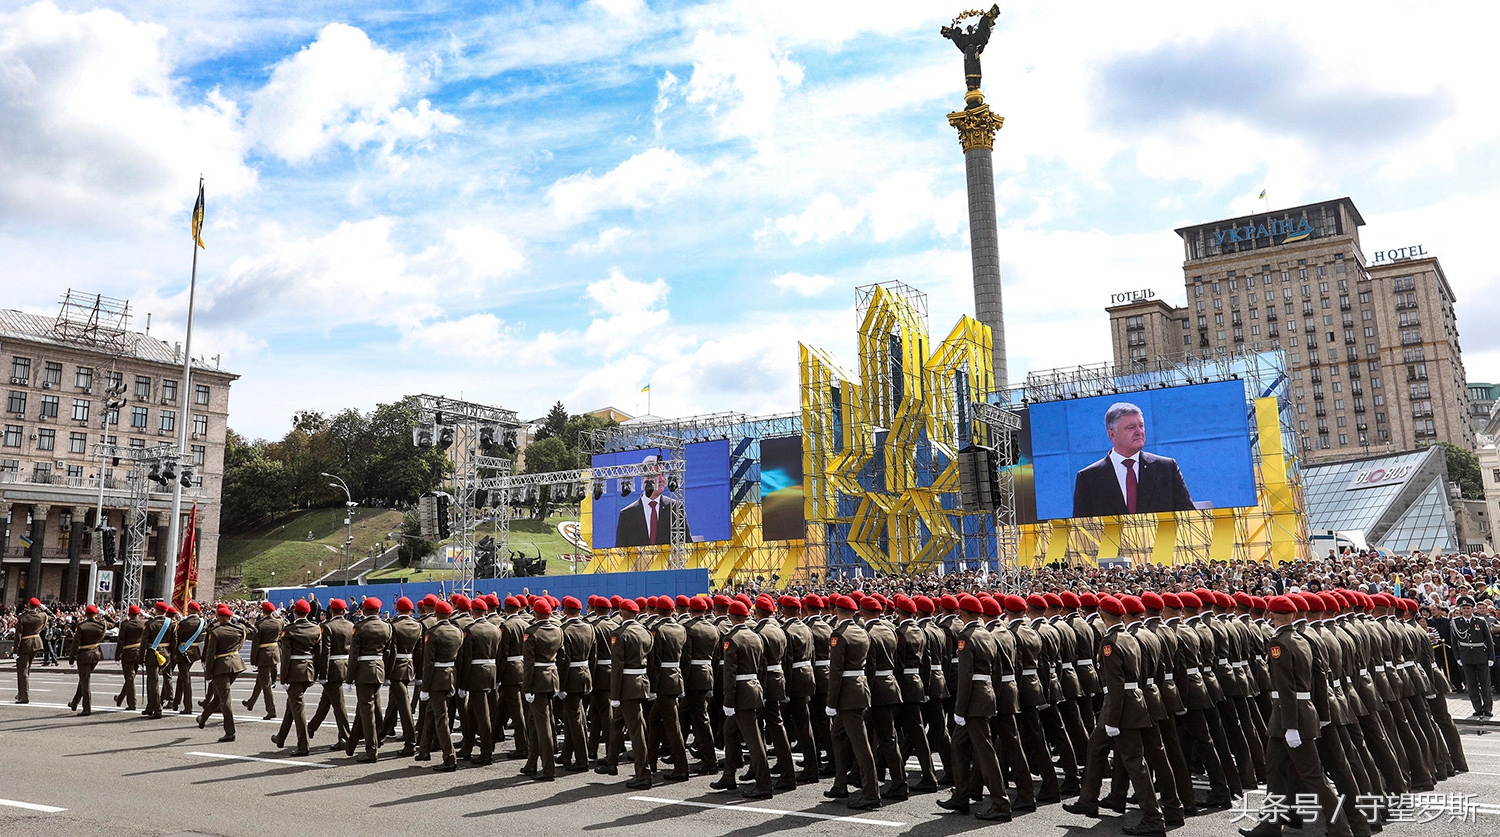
[
  {"xmin": 435, "ymin": 601, "xmax": 453, "ymax": 616},
  {"xmin": 1233, "ymin": 591, "xmax": 1254, "ymax": 608},
  {"xmin": 618, "ymin": 598, "xmax": 640, "ymax": 613},
  {"xmin": 1059, "ymin": 591, "xmax": 1081, "ymax": 608},
  {"xmin": 534, "ymin": 598, "xmax": 554, "ymax": 616},
  {"xmin": 1025, "ymin": 594, "xmax": 1048, "ymax": 610},
  {"xmin": 1252, "ymin": 596, "xmax": 1268, "ymax": 610},
  {"xmin": 914, "ymin": 595, "xmax": 935, "ymax": 614},
  {"xmin": 187, "ymin": 601, "xmax": 202, "ymax": 612},
  {"xmin": 1194, "ymin": 587, "xmax": 1214, "ymax": 600},
  {"xmin": 216, "ymin": 604, "xmax": 233, "ymax": 618},
  {"xmin": 128, "ymin": 604, "xmax": 142, "ymax": 616},
  {"xmin": 1003, "ymin": 594, "xmax": 1028, "ymax": 613},
  {"xmin": 450, "ymin": 594, "xmax": 469, "ymax": 609},
  {"xmin": 632, "ymin": 596, "xmax": 646, "ymax": 608},
  {"xmin": 1161, "ymin": 592, "xmax": 1182, "ymax": 609},
  {"xmin": 981, "ymin": 596, "xmax": 1003, "ymax": 617},
  {"xmin": 396, "ymin": 597, "xmax": 414, "ymax": 612},
  {"xmin": 1302, "ymin": 593, "xmax": 1325, "ymax": 612},
  {"xmin": 363, "ymin": 597, "xmax": 382, "ymax": 612},
  {"xmin": 562, "ymin": 596, "xmax": 582, "ymax": 611},
  {"xmin": 1318, "ymin": 593, "xmax": 1341, "ymax": 613},
  {"xmin": 779, "ymin": 595, "xmax": 802, "ymax": 610},
  {"xmin": 421, "ymin": 594, "xmax": 439, "ymax": 606},
  {"xmin": 1099, "ymin": 595, "xmax": 1126, "ymax": 616},
  {"xmin": 1288, "ymin": 593, "xmax": 1309, "ymax": 612},
  {"xmin": 85, "ymin": 604, "xmax": 99, "ymax": 615},
  {"xmin": 294, "ymin": 600, "xmax": 311, "ymax": 615},
  {"xmin": 733, "ymin": 593, "xmax": 751, "ymax": 606},
  {"xmin": 1178, "ymin": 591, "xmax": 1202, "ymax": 608},
  {"xmin": 833, "ymin": 595, "xmax": 858, "ymax": 612},
  {"xmin": 958, "ymin": 594, "xmax": 984, "ymax": 615},
  {"xmin": 608, "ymin": 594, "xmax": 622, "ymax": 607},
  {"xmin": 506, "ymin": 595, "xmax": 522, "ymax": 608},
  {"xmin": 1141, "ymin": 591, "xmax": 1164, "ymax": 610},
  {"xmin": 803, "ymin": 594, "xmax": 824, "ymax": 608},
  {"xmin": 1043, "ymin": 592, "xmax": 1063, "ymax": 609},
  {"xmin": 166, "ymin": 606, "xmax": 179, "ymax": 615},
  {"xmin": 756, "ymin": 594, "xmax": 776, "ymax": 612},
  {"xmin": 28, "ymin": 597, "xmax": 41, "ymax": 607},
  {"xmin": 261, "ymin": 601, "xmax": 275, "ymax": 613},
  {"xmin": 689, "ymin": 596, "xmax": 709, "ymax": 611},
  {"xmin": 1216, "ymin": 592, "xmax": 1235, "ymax": 609},
  {"xmin": 1121, "ymin": 595, "xmax": 1145, "ymax": 614},
  {"xmin": 470, "ymin": 598, "xmax": 489, "ymax": 613},
  {"xmin": 155, "ymin": 601, "xmax": 169, "ymax": 612},
  {"xmin": 873, "ymin": 593, "xmax": 889, "ymax": 607},
  {"xmin": 849, "ymin": 590, "xmax": 865, "ymax": 603},
  {"xmin": 327, "ymin": 599, "xmax": 345, "ymax": 612},
  {"xmin": 675, "ymin": 594, "xmax": 690, "ymax": 608},
  {"xmin": 1079, "ymin": 592, "xmax": 1099, "ymax": 607},
  {"xmin": 938, "ymin": 594, "xmax": 959, "ymax": 610},
  {"xmin": 728, "ymin": 601, "xmax": 749, "ymax": 617},
  {"xmin": 893, "ymin": 594, "xmax": 916, "ymax": 614},
  {"xmin": 859, "ymin": 597, "xmax": 883, "ymax": 613},
  {"xmin": 1267, "ymin": 595, "xmax": 1296, "ymax": 614},
  {"xmin": 711, "ymin": 594, "xmax": 730, "ymax": 608}
]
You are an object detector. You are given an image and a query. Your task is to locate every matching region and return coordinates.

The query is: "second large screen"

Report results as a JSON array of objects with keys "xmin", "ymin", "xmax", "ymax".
[
  {"xmin": 590, "ymin": 440, "xmax": 732, "ymax": 549},
  {"xmin": 1028, "ymin": 380, "xmax": 1256, "ymax": 521}
]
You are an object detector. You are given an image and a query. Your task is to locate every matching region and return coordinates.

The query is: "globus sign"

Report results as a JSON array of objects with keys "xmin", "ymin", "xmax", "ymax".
[{"xmin": 1346, "ymin": 463, "xmax": 1415, "ymax": 491}]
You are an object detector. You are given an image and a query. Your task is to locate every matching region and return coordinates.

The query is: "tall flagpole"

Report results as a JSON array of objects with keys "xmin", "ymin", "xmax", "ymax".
[{"xmin": 163, "ymin": 176, "xmax": 203, "ymax": 602}]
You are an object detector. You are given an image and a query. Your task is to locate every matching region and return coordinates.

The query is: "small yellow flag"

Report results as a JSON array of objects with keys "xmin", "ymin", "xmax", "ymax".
[{"xmin": 191, "ymin": 179, "xmax": 206, "ymax": 249}]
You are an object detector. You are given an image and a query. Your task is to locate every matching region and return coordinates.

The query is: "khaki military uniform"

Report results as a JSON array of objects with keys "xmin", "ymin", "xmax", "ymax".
[
  {"xmin": 827, "ymin": 618, "xmax": 878, "ymax": 803},
  {"xmin": 381, "ymin": 613, "xmax": 423, "ymax": 752},
  {"xmin": 114, "ymin": 614, "xmax": 146, "ymax": 710},
  {"xmin": 274, "ymin": 616, "xmax": 322, "ymax": 753},
  {"xmin": 419, "ymin": 618, "xmax": 464, "ymax": 767},
  {"xmin": 13, "ymin": 606, "xmax": 48, "ymax": 703},
  {"xmin": 199, "ymin": 618, "xmax": 248, "ymax": 738},
  {"xmin": 244, "ymin": 613, "xmax": 284, "ymax": 717},
  {"xmin": 69, "ymin": 615, "xmax": 111, "ymax": 714},
  {"xmin": 346, "ymin": 614, "xmax": 393, "ymax": 760},
  {"xmin": 720, "ymin": 622, "xmax": 772, "ymax": 794},
  {"xmin": 522, "ymin": 616, "xmax": 564, "ymax": 779},
  {"xmin": 309, "ymin": 613, "xmax": 354, "ymax": 746}
]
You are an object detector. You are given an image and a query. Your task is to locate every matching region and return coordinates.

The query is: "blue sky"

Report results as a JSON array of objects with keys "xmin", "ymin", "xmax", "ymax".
[{"xmin": 2, "ymin": 0, "xmax": 1496, "ymax": 440}]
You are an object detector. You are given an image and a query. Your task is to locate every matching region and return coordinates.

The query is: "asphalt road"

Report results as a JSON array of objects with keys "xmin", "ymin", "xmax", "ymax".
[{"xmin": 1, "ymin": 663, "xmax": 1497, "ymax": 837}]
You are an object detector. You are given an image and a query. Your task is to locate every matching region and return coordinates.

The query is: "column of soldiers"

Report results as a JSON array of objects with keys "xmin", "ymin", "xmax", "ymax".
[{"xmin": 13, "ymin": 584, "xmax": 1472, "ymax": 836}]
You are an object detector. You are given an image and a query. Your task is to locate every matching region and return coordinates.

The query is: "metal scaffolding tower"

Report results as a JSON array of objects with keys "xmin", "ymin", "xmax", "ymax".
[{"xmin": 92, "ymin": 442, "xmax": 179, "ymax": 606}]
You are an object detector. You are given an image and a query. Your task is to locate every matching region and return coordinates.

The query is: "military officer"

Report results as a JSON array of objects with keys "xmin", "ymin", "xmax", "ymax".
[
  {"xmin": 454, "ymin": 597, "xmax": 500, "ymax": 765},
  {"xmin": 68, "ymin": 604, "xmax": 112, "ymax": 716},
  {"xmin": 751, "ymin": 594, "xmax": 796, "ymax": 790},
  {"xmin": 498, "ymin": 595, "xmax": 532, "ymax": 761},
  {"xmin": 13, "ymin": 598, "xmax": 48, "ymax": 704},
  {"xmin": 914, "ymin": 595, "xmax": 954, "ymax": 786},
  {"xmin": 587, "ymin": 596, "xmax": 620, "ymax": 766},
  {"xmin": 381, "ymin": 596, "xmax": 423, "ymax": 756},
  {"xmin": 712, "ymin": 599, "xmax": 773, "ymax": 799},
  {"xmin": 309, "ymin": 598, "xmax": 354, "ymax": 750},
  {"xmin": 346, "ymin": 597, "xmax": 393, "ymax": 762},
  {"xmin": 779, "ymin": 595, "xmax": 820, "ymax": 785},
  {"xmin": 418, "ymin": 599, "xmax": 463, "ymax": 771},
  {"xmin": 273, "ymin": 599, "xmax": 321, "ymax": 755},
  {"xmin": 938, "ymin": 594, "xmax": 1010, "ymax": 821},
  {"xmin": 142, "ymin": 601, "xmax": 174, "ymax": 718},
  {"xmin": 243, "ymin": 601, "xmax": 284, "ymax": 720},
  {"xmin": 114, "ymin": 604, "xmax": 146, "ymax": 711},
  {"xmin": 522, "ymin": 597, "xmax": 563, "ymax": 781},
  {"xmin": 170, "ymin": 600, "xmax": 206, "ymax": 714},
  {"xmin": 804, "ymin": 594, "xmax": 836, "ymax": 777},
  {"xmin": 1452, "ymin": 596, "xmax": 1493, "ymax": 718},
  {"xmin": 647, "ymin": 596, "xmax": 690, "ymax": 780},
  {"xmin": 681, "ymin": 595, "xmax": 720, "ymax": 775},
  {"xmin": 860, "ymin": 596, "xmax": 908, "ymax": 799},
  {"xmin": 197, "ymin": 604, "xmax": 248, "ymax": 742},
  {"xmin": 605, "ymin": 597, "xmax": 653, "ymax": 789},
  {"xmin": 557, "ymin": 595, "xmax": 595, "ymax": 772},
  {"xmin": 825, "ymin": 594, "xmax": 880, "ymax": 810}
]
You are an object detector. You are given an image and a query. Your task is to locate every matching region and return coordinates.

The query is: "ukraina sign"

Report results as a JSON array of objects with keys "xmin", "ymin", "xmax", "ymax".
[{"xmin": 1215, "ymin": 217, "xmax": 1315, "ymax": 247}]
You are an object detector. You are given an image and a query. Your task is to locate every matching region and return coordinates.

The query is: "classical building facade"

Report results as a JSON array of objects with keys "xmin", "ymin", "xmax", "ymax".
[
  {"xmin": 0, "ymin": 304, "xmax": 236, "ymax": 605},
  {"xmin": 1108, "ymin": 197, "xmax": 1475, "ymax": 464}
]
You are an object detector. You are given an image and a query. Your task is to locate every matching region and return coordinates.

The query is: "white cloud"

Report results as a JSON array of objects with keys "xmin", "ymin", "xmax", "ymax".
[
  {"xmin": 246, "ymin": 23, "xmax": 457, "ymax": 163},
  {"xmin": 683, "ymin": 29, "xmax": 804, "ymax": 141},
  {"xmin": 547, "ymin": 147, "xmax": 702, "ymax": 224},
  {"xmin": 411, "ymin": 225, "xmax": 525, "ymax": 291},
  {"xmin": 762, "ymin": 176, "xmax": 964, "ymax": 246},
  {"xmin": 0, "ymin": 1, "xmax": 253, "ymax": 229},
  {"xmin": 771, "ymin": 271, "xmax": 835, "ymax": 297},
  {"xmin": 766, "ymin": 193, "xmax": 863, "ymax": 244},
  {"xmin": 569, "ymin": 226, "xmax": 631, "ymax": 255}
]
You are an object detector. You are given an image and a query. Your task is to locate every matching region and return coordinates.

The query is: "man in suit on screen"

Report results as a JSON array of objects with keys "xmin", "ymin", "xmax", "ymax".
[
  {"xmin": 615, "ymin": 455, "xmax": 691, "ymax": 547},
  {"xmin": 1071, "ymin": 402, "xmax": 1194, "ymax": 518}
]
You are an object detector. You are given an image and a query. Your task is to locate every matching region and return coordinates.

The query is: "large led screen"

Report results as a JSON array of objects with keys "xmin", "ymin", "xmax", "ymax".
[
  {"xmin": 590, "ymin": 440, "xmax": 731, "ymax": 549},
  {"xmin": 1028, "ymin": 380, "xmax": 1256, "ymax": 521},
  {"xmin": 760, "ymin": 436, "xmax": 805, "ymax": 541}
]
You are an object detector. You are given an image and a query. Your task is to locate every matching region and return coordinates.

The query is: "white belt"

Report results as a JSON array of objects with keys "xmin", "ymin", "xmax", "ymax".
[
  {"xmin": 569, "ymin": 661, "xmax": 590, "ymax": 668},
  {"xmin": 1374, "ymin": 663, "xmax": 1386, "ymax": 671},
  {"xmin": 1164, "ymin": 673, "xmax": 1175, "ymax": 681},
  {"xmin": 764, "ymin": 664, "xmax": 781, "ymax": 673},
  {"xmin": 1123, "ymin": 681, "xmax": 1139, "ymax": 690},
  {"xmin": 1146, "ymin": 677, "xmax": 1155, "ymax": 686},
  {"xmin": 469, "ymin": 658, "xmax": 496, "ymax": 665},
  {"xmin": 433, "ymin": 662, "xmax": 455, "ymax": 668},
  {"xmin": 532, "ymin": 662, "xmax": 555, "ymax": 667},
  {"xmin": 1398, "ymin": 661, "xmax": 1414, "ymax": 669},
  {"xmin": 505, "ymin": 655, "xmax": 524, "ymax": 662},
  {"xmin": 1022, "ymin": 668, "xmax": 1037, "ymax": 676},
  {"xmin": 873, "ymin": 669, "xmax": 894, "ymax": 677},
  {"xmin": 929, "ymin": 664, "xmax": 943, "ymax": 671},
  {"xmin": 735, "ymin": 674, "xmax": 758, "ymax": 681},
  {"xmin": 973, "ymin": 674, "xmax": 991, "ymax": 682},
  {"xmin": 792, "ymin": 660, "xmax": 813, "ymax": 669},
  {"xmin": 841, "ymin": 671, "xmax": 862, "ymax": 677},
  {"xmin": 1217, "ymin": 658, "xmax": 1229, "ymax": 665},
  {"xmin": 623, "ymin": 667, "xmax": 646, "ymax": 675},
  {"xmin": 290, "ymin": 654, "xmax": 313, "ymax": 660},
  {"xmin": 950, "ymin": 657, "xmax": 959, "ymax": 664},
  {"xmin": 1360, "ymin": 668, "xmax": 1370, "ymax": 676},
  {"xmin": 1000, "ymin": 674, "xmax": 1016, "ymax": 682},
  {"xmin": 395, "ymin": 653, "xmax": 414, "ymax": 660},
  {"xmin": 597, "ymin": 660, "xmax": 611, "ymax": 666},
  {"xmin": 902, "ymin": 668, "xmax": 922, "ymax": 675},
  {"xmin": 1076, "ymin": 659, "xmax": 1094, "ymax": 666},
  {"xmin": 1269, "ymin": 691, "xmax": 1313, "ymax": 699},
  {"xmin": 1344, "ymin": 677, "xmax": 1354, "ymax": 687},
  {"xmin": 814, "ymin": 661, "xmax": 830, "ymax": 667},
  {"xmin": 1185, "ymin": 666, "xmax": 1200, "ymax": 674},
  {"xmin": 356, "ymin": 655, "xmax": 383, "ymax": 661},
  {"xmin": 1060, "ymin": 662, "xmax": 1074, "ymax": 670},
  {"xmin": 691, "ymin": 659, "xmax": 713, "ymax": 666},
  {"xmin": 660, "ymin": 662, "xmax": 680, "ymax": 669},
  {"xmin": 1460, "ymin": 642, "xmax": 1485, "ymax": 648}
]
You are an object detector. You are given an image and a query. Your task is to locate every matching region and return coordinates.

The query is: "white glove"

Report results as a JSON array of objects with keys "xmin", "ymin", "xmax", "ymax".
[
  {"xmin": 921, "ymin": 695, "xmax": 929, "ymax": 703},
  {"xmin": 1285, "ymin": 728, "xmax": 1302, "ymax": 748},
  {"xmin": 344, "ymin": 682, "xmax": 353, "ymax": 693},
  {"xmin": 647, "ymin": 693, "xmax": 656, "ymax": 701},
  {"xmin": 457, "ymin": 689, "xmax": 468, "ymax": 699},
  {"xmin": 318, "ymin": 679, "xmax": 327, "ymax": 685},
  {"xmin": 610, "ymin": 699, "xmax": 621, "ymax": 709},
  {"xmin": 419, "ymin": 691, "xmax": 430, "ymax": 701},
  {"xmin": 724, "ymin": 707, "xmax": 736, "ymax": 717},
  {"xmin": 558, "ymin": 691, "xmax": 568, "ymax": 700},
  {"xmin": 1319, "ymin": 720, "xmax": 1331, "ymax": 728},
  {"xmin": 1176, "ymin": 708, "xmax": 1187, "ymax": 715},
  {"xmin": 955, "ymin": 715, "xmax": 967, "ymax": 727},
  {"xmin": 825, "ymin": 706, "xmax": 837, "ymax": 717},
  {"xmin": 524, "ymin": 693, "xmax": 535, "ymax": 704},
  {"xmin": 1105, "ymin": 725, "xmax": 1120, "ymax": 737}
]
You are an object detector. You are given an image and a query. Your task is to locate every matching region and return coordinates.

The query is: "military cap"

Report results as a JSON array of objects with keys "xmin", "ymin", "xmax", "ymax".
[
  {"xmin": 914, "ymin": 595, "xmax": 936, "ymax": 614},
  {"xmin": 618, "ymin": 597, "xmax": 640, "ymax": 613},
  {"xmin": 1079, "ymin": 592, "xmax": 1099, "ymax": 607},
  {"xmin": 327, "ymin": 599, "xmax": 346, "ymax": 612},
  {"xmin": 1141, "ymin": 591, "xmax": 1164, "ymax": 610},
  {"xmin": 294, "ymin": 600, "xmax": 311, "ymax": 615},
  {"xmin": 562, "ymin": 595, "xmax": 582, "ymax": 611},
  {"xmin": 832, "ymin": 595, "xmax": 858, "ymax": 612},
  {"xmin": 756, "ymin": 594, "xmax": 777, "ymax": 612},
  {"xmin": 86, "ymin": 604, "xmax": 99, "ymax": 615},
  {"xmin": 1161, "ymin": 592, "xmax": 1182, "ymax": 609},
  {"xmin": 1043, "ymin": 592, "xmax": 1063, "ymax": 609},
  {"xmin": 1266, "ymin": 595, "xmax": 1296, "ymax": 613},
  {"xmin": 396, "ymin": 597, "xmax": 414, "ymax": 612},
  {"xmin": 860, "ymin": 596, "xmax": 884, "ymax": 613},
  {"xmin": 28, "ymin": 597, "xmax": 40, "ymax": 607},
  {"xmin": 981, "ymin": 596, "xmax": 1003, "ymax": 618},
  {"xmin": 532, "ymin": 598, "xmax": 552, "ymax": 617},
  {"xmin": 1459, "ymin": 595, "xmax": 1477, "ymax": 607},
  {"xmin": 155, "ymin": 601, "xmax": 169, "ymax": 612},
  {"xmin": 1059, "ymin": 591, "xmax": 1081, "ymax": 608},
  {"xmin": 892, "ymin": 594, "xmax": 916, "ymax": 614},
  {"xmin": 216, "ymin": 604, "xmax": 233, "ymax": 618},
  {"xmin": 712, "ymin": 594, "xmax": 730, "ymax": 608},
  {"xmin": 689, "ymin": 596, "xmax": 709, "ymax": 611},
  {"xmin": 261, "ymin": 601, "xmax": 275, "ymax": 613},
  {"xmin": 450, "ymin": 593, "xmax": 470, "ymax": 609},
  {"xmin": 1233, "ymin": 591, "xmax": 1254, "ymax": 608},
  {"xmin": 1178, "ymin": 591, "xmax": 1201, "ymax": 608},
  {"xmin": 129, "ymin": 604, "xmax": 142, "ymax": 616},
  {"xmin": 1025, "ymin": 593, "xmax": 1048, "ymax": 610},
  {"xmin": 1252, "ymin": 595, "xmax": 1268, "ymax": 610},
  {"xmin": 779, "ymin": 595, "xmax": 802, "ymax": 610},
  {"xmin": 1002, "ymin": 594, "xmax": 1028, "ymax": 613},
  {"xmin": 802, "ymin": 594, "xmax": 824, "ymax": 608},
  {"xmin": 958, "ymin": 594, "xmax": 984, "ymax": 615},
  {"xmin": 187, "ymin": 601, "xmax": 202, "ymax": 613},
  {"xmin": 728, "ymin": 600, "xmax": 749, "ymax": 617},
  {"xmin": 1098, "ymin": 595, "xmax": 1126, "ymax": 616},
  {"xmin": 675, "ymin": 594, "xmax": 690, "ymax": 608},
  {"xmin": 938, "ymin": 594, "xmax": 959, "ymax": 610},
  {"xmin": 1317, "ymin": 592, "xmax": 1341, "ymax": 613},
  {"xmin": 1121, "ymin": 595, "xmax": 1145, "ymax": 614},
  {"xmin": 435, "ymin": 601, "xmax": 453, "ymax": 616},
  {"xmin": 470, "ymin": 598, "xmax": 488, "ymax": 613},
  {"xmin": 361, "ymin": 597, "xmax": 380, "ymax": 612}
]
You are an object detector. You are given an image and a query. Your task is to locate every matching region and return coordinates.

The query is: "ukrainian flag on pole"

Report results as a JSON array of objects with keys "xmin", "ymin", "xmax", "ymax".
[{"xmin": 191, "ymin": 178, "xmax": 206, "ymax": 249}]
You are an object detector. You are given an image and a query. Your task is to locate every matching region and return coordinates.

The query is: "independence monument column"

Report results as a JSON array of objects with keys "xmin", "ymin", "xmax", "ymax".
[{"xmin": 942, "ymin": 5, "xmax": 1008, "ymax": 388}]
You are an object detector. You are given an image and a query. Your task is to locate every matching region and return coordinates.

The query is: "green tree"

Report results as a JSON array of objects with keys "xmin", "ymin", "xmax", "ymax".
[
  {"xmin": 561, "ymin": 412, "xmax": 615, "ymax": 451},
  {"xmin": 221, "ymin": 441, "xmax": 293, "ymax": 531},
  {"xmin": 522, "ymin": 436, "xmax": 584, "ymax": 519},
  {"xmin": 1421, "ymin": 441, "xmax": 1484, "ymax": 500},
  {"xmin": 535, "ymin": 401, "xmax": 569, "ymax": 442},
  {"xmin": 395, "ymin": 508, "xmax": 438, "ymax": 568}
]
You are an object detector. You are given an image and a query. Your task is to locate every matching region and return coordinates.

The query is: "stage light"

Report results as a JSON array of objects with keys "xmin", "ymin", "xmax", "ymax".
[
  {"xmin": 479, "ymin": 424, "xmax": 497, "ymax": 451},
  {"xmin": 503, "ymin": 430, "xmax": 518, "ymax": 454},
  {"xmin": 438, "ymin": 426, "xmax": 455, "ymax": 450},
  {"xmin": 620, "ymin": 478, "xmax": 633, "ymax": 497},
  {"xmin": 593, "ymin": 482, "xmax": 604, "ymax": 501},
  {"xmin": 667, "ymin": 476, "xmax": 679, "ymax": 493}
]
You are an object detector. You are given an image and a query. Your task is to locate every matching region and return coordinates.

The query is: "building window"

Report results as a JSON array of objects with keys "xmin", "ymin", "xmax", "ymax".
[
  {"xmin": 192, "ymin": 414, "xmax": 208, "ymax": 436},
  {"xmin": 128, "ymin": 438, "xmax": 145, "ymax": 450},
  {"xmin": 105, "ymin": 370, "xmax": 122, "ymax": 392},
  {"xmin": 69, "ymin": 431, "xmax": 87, "ymax": 454},
  {"xmin": 1338, "ymin": 433, "xmax": 1348, "ymax": 445},
  {"xmin": 134, "ymin": 375, "xmax": 152, "ymax": 399},
  {"xmin": 0, "ymin": 459, "xmax": 16, "ymax": 473},
  {"xmin": 195, "ymin": 384, "xmax": 210, "ymax": 406},
  {"xmin": 71, "ymin": 399, "xmax": 89, "ymax": 422},
  {"xmin": 32, "ymin": 462, "xmax": 51, "ymax": 482},
  {"xmin": 162, "ymin": 379, "xmax": 178, "ymax": 403},
  {"xmin": 43, "ymin": 362, "xmax": 63, "ymax": 386},
  {"xmin": 159, "ymin": 410, "xmax": 176, "ymax": 433},
  {"xmin": 36, "ymin": 428, "xmax": 55, "ymax": 451},
  {"xmin": 190, "ymin": 444, "xmax": 206, "ymax": 466},
  {"xmin": 10, "ymin": 357, "xmax": 31, "ymax": 384},
  {"xmin": 6, "ymin": 391, "xmax": 24, "ymax": 414},
  {"xmin": 1182, "ymin": 335, "xmax": 1191, "ymax": 345},
  {"xmin": 75, "ymin": 366, "xmax": 93, "ymax": 389},
  {"xmin": 3, "ymin": 425, "xmax": 21, "ymax": 447},
  {"xmin": 39, "ymin": 394, "xmax": 59, "ymax": 419},
  {"xmin": 106, "ymin": 407, "xmax": 118, "ymax": 426},
  {"xmin": 130, "ymin": 406, "xmax": 148, "ymax": 428},
  {"xmin": 66, "ymin": 464, "xmax": 83, "ymax": 481}
]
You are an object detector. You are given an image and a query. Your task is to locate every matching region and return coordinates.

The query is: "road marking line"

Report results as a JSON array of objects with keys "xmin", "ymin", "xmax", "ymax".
[
  {"xmin": 186, "ymin": 751, "xmax": 334, "ymax": 769},
  {"xmin": 0, "ymin": 798, "xmax": 67, "ymax": 813},
  {"xmin": 628, "ymin": 795, "xmax": 906, "ymax": 827}
]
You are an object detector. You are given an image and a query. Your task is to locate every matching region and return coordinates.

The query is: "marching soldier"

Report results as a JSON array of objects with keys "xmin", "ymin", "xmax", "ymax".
[
  {"xmin": 243, "ymin": 601, "xmax": 284, "ymax": 720},
  {"xmin": 1006, "ymin": 594, "xmax": 1071, "ymax": 803},
  {"xmin": 681, "ymin": 595, "xmax": 720, "ymax": 775},
  {"xmin": 825, "ymin": 594, "xmax": 880, "ymax": 810},
  {"xmin": 418, "ymin": 599, "xmax": 463, "ymax": 771},
  {"xmin": 456, "ymin": 597, "xmax": 500, "ymax": 765},
  {"xmin": 382, "ymin": 597, "xmax": 422, "ymax": 756},
  {"xmin": 1453, "ymin": 596, "xmax": 1493, "ymax": 719},
  {"xmin": 142, "ymin": 601, "xmax": 174, "ymax": 718},
  {"xmin": 1162, "ymin": 592, "xmax": 1235, "ymax": 808},
  {"xmin": 68, "ymin": 604, "xmax": 112, "ymax": 716},
  {"xmin": 273, "ymin": 599, "xmax": 320, "ymax": 755},
  {"xmin": 915, "ymin": 595, "xmax": 954, "ymax": 787},
  {"xmin": 13, "ymin": 597, "xmax": 48, "ymax": 704},
  {"xmin": 557, "ymin": 596, "xmax": 595, "ymax": 772},
  {"xmin": 522, "ymin": 597, "xmax": 563, "ymax": 781},
  {"xmin": 499, "ymin": 595, "xmax": 531, "ymax": 761},
  {"xmin": 938, "ymin": 594, "xmax": 1010, "ymax": 821},
  {"xmin": 804, "ymin": 594, "xmax": 835, "ymax": 777},
  {"xmin": 586, "ymin": 596, "xmax": 618, "ymax": 766},
  {"xmin": 779, "ymin": 595, "xmax": 820, "ymax": 785},
  {"xmin": 752, "ymin": 594, "xmax": 796, "ymax": 790},
  {"xmin": 197, "ymin": 604, "xmax": 248, "ymax": 742},
  {"xmin": 860, "ymin": 596, "xmax": 907, "ymax": 799},
  {"xmin": 983, "ymin": 594, "xmax": 1038, "ymax": 812},
  {"xmin": 647, "ymin": 596, "xmax": 690, "ymax": 780},
  {"xmin": 606, "ymin": 598, "xmax": 653, "ymax": 789},
  {"xmin": 712, "ymin": 599, "xmax": 773, "ymax": 799},
  {"xmin": 114, "ymin": 604, "xmax": 146, "ymax": 711},
  {"xmin": 309, "ymin": 598, "xmax": 355, "ymax": 750},
  {"xmin": 892, "ymin": 594, "xmax": 938, "ymax": 794},
  {"xmin": 170, "ymin": 600, "xmax": 206, "ymax": 714},
  {"xmin": 346, "ymin": 597, "xmax": 393, "ymax": 762}
]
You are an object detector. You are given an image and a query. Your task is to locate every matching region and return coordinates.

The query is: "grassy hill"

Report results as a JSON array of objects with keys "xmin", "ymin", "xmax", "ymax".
[
  {"xmin": 365, "ymin": 515, "xmax": 587, "ymax": 582},
  {"xmin": 217, "ymin": 507, "xmax": 407, "ymax": 594}
]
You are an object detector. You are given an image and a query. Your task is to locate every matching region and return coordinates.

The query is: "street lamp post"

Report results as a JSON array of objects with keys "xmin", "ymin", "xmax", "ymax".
[{"xmin": 322, "ymin": 472, "xmax": 355, "ymax": 583}]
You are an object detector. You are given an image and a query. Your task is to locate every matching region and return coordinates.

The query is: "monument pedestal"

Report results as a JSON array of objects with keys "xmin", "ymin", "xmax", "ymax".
[{"xmin": 948, "ymin": 97, "xmax": 1008, "ymax": 389}]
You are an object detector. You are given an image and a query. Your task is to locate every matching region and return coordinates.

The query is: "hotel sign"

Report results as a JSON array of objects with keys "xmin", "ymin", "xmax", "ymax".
[
  {"xmin": 1110, "ymin": 288, "xmax": 1157, "ymax": 305},
  {"xmin": 1215, "ymin": 217, "xmax": 1314, "ymax": 247},
  {"xmin": 1346, "ymin": 463, "xmax": 1415, "ymax": 491},
  {"xmin": 1369, "ymin": 245, "xmax": 1428, "ymax": 265}
]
